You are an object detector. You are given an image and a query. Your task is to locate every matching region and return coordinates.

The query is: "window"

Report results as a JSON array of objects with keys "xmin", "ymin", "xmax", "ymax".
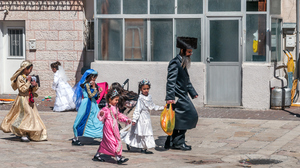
[
  {"xmin": 271, "ymin": 18, "xmax": 282, "ymax": 62},
  {"xmin": 246, "ymin": 0, "xmax": 267, "ymax": 12},
  {"xmin": 95, "ymin": 0, "xmax": 203, "ymax": 62},
  {"xmin": 8, "ymin": 28, "xmax": 24, "ymax": 57},
  {"xmin": 176, "ymin": 19, "xmax": 201, "ymax": 62},
  {"xmin": 177, "ymin": 0, "xmax": 203, "ymax": 14},
  {"xmin": 246, "ymin": 14, "xmax": 267, "ymax": 62},
  {"xmin": 123, "ymin": 0, "xmax": 147, "ymax": 14},
  {"xmin": 151, "ymin": 19, "xmax": 173, "ymax": 61},
  {"xmin": 270, "ymin": 0, "xmax": 281, "ymax": 15},
  {"xmin": 97, "ymin": 19, "xmax": 123, "ymax": 61},
  {"xmin": 125, "ymin": 19, "xmax": 147, "ymax": 61},
  {"xmin": 208, "ymin": 0, "xmax": 241, "ymax": 12},
  {"xmin": 85, "ymin": 21, "xmax": 94, "ymax": 50},
  {"xmin": 150, "ymin": 0, "xmax": 175, "ymax": 14},
  {"xmin": 96, "ymin": 0, "xmax": 120, "ymax": 14}
]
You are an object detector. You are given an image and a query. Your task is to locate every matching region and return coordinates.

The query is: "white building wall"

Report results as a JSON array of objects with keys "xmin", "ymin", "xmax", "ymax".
[
  {"xmin": 242, "ymin": 63, "xmax": 273, "ymax": 110},
  {"xmin": 91, "ymin": 61, "xmax": 205, "ymax": 108}
]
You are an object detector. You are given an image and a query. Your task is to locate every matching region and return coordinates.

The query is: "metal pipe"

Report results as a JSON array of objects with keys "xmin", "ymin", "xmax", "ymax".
[
  {"xmin": 273, "ymin": 61, "xmax": 285, "ymax": 110},
  {"xmin": 296, "ymin": 0, "xmax": 299, "ymax": 102}
]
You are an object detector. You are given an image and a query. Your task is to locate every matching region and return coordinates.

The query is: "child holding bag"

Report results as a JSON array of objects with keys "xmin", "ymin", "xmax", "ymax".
[
  {"xmin": 0, "ymin": 60, "xmax": 47, "ymax": 142},
  {"xmin": 93, "ymin": 89, "xmax": 131, "ymax": 164},
  {"xmin": 122, "ymin": 79, "xmax": 164, "ymax": 154}
]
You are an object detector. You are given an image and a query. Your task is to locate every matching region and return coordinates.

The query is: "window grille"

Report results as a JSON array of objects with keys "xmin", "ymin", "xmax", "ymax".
[{"xmin": 8, "ymin": 29, "xmax": 23, "ymax": 57}]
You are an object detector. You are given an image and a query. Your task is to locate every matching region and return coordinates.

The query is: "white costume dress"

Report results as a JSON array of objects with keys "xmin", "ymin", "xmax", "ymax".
[
  {"xmin": 52, "ymin": 67, "xmax": 76, "ymax": 112},
  {"xmin": 123, "ymin": 94, "xmax": 164, "ymax": 149}
]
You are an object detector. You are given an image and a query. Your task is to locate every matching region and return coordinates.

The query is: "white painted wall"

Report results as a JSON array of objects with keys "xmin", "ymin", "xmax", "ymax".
[
  {"xmin": 92, "ymin": 61, "xmax": 283, "ymax": 110},
  {"xmin": 91, "ymin": 61, "xmax": 205, "ymax": 108}
]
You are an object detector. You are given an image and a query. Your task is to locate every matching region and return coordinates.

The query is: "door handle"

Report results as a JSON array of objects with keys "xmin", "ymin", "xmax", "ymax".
[{"xmin": 206, "ymin": 57, "xmax": 213, "ymax": 63}]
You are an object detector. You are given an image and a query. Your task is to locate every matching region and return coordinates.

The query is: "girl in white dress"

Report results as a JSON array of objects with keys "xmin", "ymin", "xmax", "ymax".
[
  {"xmin": 51, "ymin": 61, "xmax": 76, "ymax": 112},
  {"xmin": 123, "ymin": 79, "xmax": 164, "ymax": 154}
]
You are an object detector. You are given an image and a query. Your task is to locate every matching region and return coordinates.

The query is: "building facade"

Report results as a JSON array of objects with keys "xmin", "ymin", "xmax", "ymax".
[
  {"xmin": 0, "ymin": 0, "xmax": 298, "ymax": 110},
  {"xmin": 91, "ymin": 0, "xmax": 298, "ymax": 110},
  {"xmin": 0, "ymin": 0, "xmax": 93, "ymax": 97}
]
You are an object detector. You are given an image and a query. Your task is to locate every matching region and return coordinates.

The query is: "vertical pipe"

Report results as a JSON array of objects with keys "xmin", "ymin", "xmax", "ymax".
[{"xmin": 296, "ymin": 0, "xmax": 299, "ymax": 102}]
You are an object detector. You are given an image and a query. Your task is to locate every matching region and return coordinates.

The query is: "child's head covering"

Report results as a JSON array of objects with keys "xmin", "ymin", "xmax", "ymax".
[
  {"xmin": 139, "ymin": 78, "xmax": 151, "ymax": 87},
  {"xmin": 73, "ymin": 69, "xmax": 98, "ymax": 110},
  {"xmin": 10, "ymin": 60, "xmax": 33, "ymax": 91}
]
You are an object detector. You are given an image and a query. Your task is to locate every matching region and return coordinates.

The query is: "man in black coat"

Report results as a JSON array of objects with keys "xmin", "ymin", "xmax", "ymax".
[{"xmin": 164, "ymin": 37, "xmax": 198, "ymax": 151}]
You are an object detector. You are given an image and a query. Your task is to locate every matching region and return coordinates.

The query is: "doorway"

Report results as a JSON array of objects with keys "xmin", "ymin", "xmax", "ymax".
[
  {"xmin": 0, "ymin": 21, "xmax": 25, "ymax": 94},
  {"xmin": 206, "ymin": 18, "xmax": 242, "ymax": 106}
]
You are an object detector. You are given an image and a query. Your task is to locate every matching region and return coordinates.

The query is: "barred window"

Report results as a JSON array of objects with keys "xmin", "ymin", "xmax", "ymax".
[{"xmin": 8, "ymin": 28, "xmax": 24, "ymax": 57}]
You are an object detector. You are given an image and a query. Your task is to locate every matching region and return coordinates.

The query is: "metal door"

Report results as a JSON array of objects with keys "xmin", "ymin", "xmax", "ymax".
[{"xmin": 206, "ymin": 18, "xmax": 242, "ymax": 106}]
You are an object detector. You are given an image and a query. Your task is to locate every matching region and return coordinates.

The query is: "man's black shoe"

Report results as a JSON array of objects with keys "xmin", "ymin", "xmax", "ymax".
[
  {"xmin": 117, "ymin": 158, "xmax": 129, "ymax": 164},
  {"xmin": 71, "ymin": 139, "xmax": 84, "ymax": 146},
  {"xmin": 184, "ymin": 143, "xmax": 191, "ymax": 148},
  {"xmin": 141, "ymin": 149, "xmax": 153, "ymax": 154},
  {"xmin": 172, "ymin": 144, "xmax": 191, "ymax": 151}
]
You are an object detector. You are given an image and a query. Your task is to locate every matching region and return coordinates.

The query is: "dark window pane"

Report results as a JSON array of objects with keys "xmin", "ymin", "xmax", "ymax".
[
  {"xmin": 208, "ymin": 0, "xmax": 241, "ymax": 11},
  {"xmin": 96, "ymin": 0, "xmax": 120, "ymax": 14},
  {"xmin": 178, "ymin": 0, "xmax": 203, "ymax": 14},
  {"xmin": 97, "ymin": 19, "xmax": 123, "ymax": 61},
  {"xmin": 176, "ymin": 19, "xmax": 201, "ymax": 62},
  {"xmin": 123, "ymin": 0, "xmax": 147, "ymax": 14},
  {"xmin": 151, "ymin": 19, "xmax": 173, "ymax": 61},
  {"xmin": 150, "ymin": 0, "xmax": 174, "ymax": 14}
]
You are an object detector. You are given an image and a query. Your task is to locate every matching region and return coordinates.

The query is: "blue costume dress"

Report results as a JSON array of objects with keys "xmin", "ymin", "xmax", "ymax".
[{"xmin": 73, "ymin": 83, "xmax": 103, "ymax": 138}]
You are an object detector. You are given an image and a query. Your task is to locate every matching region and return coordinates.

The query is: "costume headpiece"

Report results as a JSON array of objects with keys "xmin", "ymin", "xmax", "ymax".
[
  {"xmin": 10, "ymin": 60, "xmax": 33, "ymax": 91},
  {"xmin": 110, "ymin": 89, "xmax": 119, "ymax": 99},
  {"xmin": 176, "ymin": 37, "xmax": 198, "ymax": 49},
  {"xmin": 73, "ymin": 69, "xmax": 98, "ymax": 110},
  {"xmin": 139, "ymin": 79, "xmax": 151, "ymax": 87}
]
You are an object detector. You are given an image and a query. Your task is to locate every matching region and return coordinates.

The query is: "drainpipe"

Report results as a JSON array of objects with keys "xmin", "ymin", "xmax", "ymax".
[{"xmin": 296, "ymin": 0, "xmax": 299, "ymax": 102}]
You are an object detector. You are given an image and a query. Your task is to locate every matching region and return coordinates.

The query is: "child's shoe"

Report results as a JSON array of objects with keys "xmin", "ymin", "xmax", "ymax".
[
  {"xmin": 21, "ymin": 136, "xmax": 30, "ymax": 142},
  {"xmin": 92, "ymin": 154, "xmax": 105, "ymax": 162},
  {"xmin": 126, "ymin": 144, "xmax": 131, "ymax": 151},
  {"xmin": 117, "ymin": 158, "xmax": 129, "ymax": 164},
  {"xmin": 71, "ymin": 139, "xmax": 84, "ymax": 146},
  {"xmin": 141, "ymin": 149, "xmax": 153, "ymax": 154}
]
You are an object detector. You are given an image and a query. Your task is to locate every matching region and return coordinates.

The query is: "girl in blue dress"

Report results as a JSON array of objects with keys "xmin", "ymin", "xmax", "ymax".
[{"xmin": 72, "ymin": 69, "xmax": 103, "ymax": 146}]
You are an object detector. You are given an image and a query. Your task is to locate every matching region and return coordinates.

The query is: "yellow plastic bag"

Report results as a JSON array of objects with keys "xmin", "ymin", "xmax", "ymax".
[
  {"xmin": 253, "ymin": 40, "xmax": 258, "ymax": 53},
  {"xmin": 160, "ymin": 104, "xmax": 175, "ymax": 136}
]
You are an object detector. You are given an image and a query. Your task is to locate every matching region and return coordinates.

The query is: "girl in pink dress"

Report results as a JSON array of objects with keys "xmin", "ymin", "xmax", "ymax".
[{"xmin": 93, "ymin": 89, "xmax": 131, "ymax": 164}]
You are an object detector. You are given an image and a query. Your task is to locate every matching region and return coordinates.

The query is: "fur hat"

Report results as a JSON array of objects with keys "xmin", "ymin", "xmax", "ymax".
[{"xmin": 176, "ymin": 37, "xmax": 198, "ymax": 49}]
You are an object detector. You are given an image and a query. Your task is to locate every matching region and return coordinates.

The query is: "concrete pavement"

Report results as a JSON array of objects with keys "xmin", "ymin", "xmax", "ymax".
[{"xmin": 1, "ymin": 110, "xmax": 300, "ymax": 168}]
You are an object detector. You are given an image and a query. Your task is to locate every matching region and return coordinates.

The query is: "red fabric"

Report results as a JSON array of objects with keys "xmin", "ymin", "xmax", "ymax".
[
  {"xmin": 96, "ymin": 82, "xmax": 108, "ymax": 104},
  {"xmin": 29, "ymin": 89, "xmax": 34, "ymax": 103}
]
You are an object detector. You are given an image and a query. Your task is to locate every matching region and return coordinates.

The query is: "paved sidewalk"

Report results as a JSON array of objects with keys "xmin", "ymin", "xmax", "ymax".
[{"xmin": 1, "ymin": 110, "xmax": 300, "ymax": 168}]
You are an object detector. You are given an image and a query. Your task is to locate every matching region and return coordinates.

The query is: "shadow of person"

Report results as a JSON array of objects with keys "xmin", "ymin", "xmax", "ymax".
[
  {"xmin": 70, "ymin": 136, "xmax": 101, "ymax": 145},
  {"xmin": 1, "ymin": 134, "xmax": 21, "ymax": 142},
  {"xmin": 155, "ymin": 136, "xmax": 169, "ymax": 151}
]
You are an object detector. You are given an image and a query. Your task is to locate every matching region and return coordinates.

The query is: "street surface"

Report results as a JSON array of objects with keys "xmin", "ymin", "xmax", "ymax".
[{"xmin": 1, "ymin": 94, "xmax": 300, "ymax": 167}]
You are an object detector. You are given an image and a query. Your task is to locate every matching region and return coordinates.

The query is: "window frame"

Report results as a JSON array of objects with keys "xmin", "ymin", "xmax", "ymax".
[
  {"xmin": 6, "ymin": 27, "xmax": 25, "ymax": 59},
  {"xmin": 94, "ymin": 0, "xmax": 204, "ymax": 62}
]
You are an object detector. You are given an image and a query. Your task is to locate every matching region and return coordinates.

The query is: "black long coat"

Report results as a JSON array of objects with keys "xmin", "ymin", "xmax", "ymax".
[{"xmin": 165, "ymin": 55, "xmax": 198, "ymax": 130}]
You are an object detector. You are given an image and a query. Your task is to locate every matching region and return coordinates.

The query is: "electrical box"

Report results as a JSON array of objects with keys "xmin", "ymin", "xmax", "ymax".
[
  {"xmin": 29, "ymin": 39, "xmax": 36, "ymax": 50},
  {"xmin": 286, "ymin": 35, "xmax": 295, "ymax": 47}
]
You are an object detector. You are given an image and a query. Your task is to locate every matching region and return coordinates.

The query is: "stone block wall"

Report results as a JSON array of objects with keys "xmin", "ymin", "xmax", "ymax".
[{"xmin": 0, "ymin": 8, "xmax": 85, "ymax": 96}]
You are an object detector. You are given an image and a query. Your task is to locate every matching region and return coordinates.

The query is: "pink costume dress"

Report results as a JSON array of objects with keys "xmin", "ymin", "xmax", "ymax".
[{"xmin": 97, "ymin": 105, "xmax": 129, "ymax": 156}]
